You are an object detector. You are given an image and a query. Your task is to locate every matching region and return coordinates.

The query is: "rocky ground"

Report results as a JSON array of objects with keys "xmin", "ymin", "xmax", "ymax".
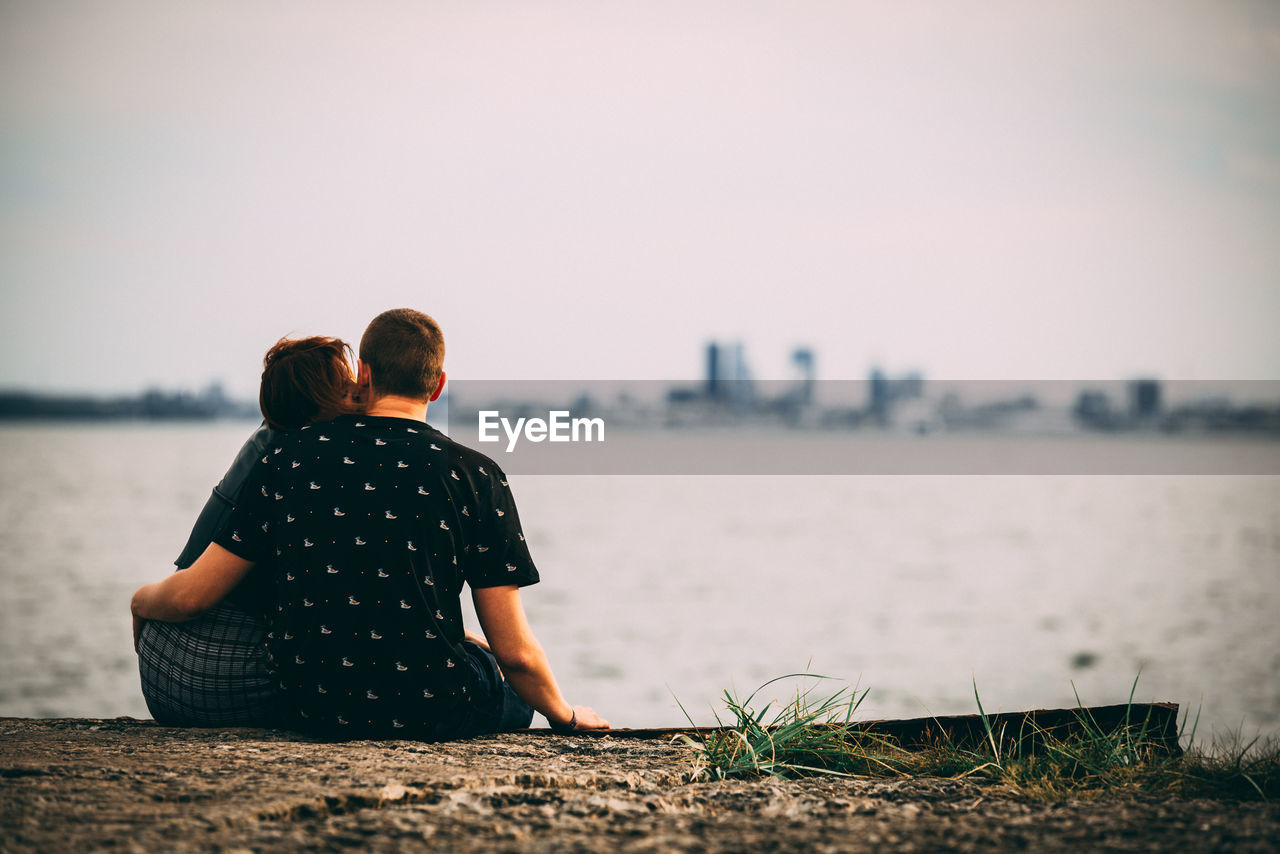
[{"xmin": 2, "ymin": 718, "xmax": 1277, "ymax": 852}]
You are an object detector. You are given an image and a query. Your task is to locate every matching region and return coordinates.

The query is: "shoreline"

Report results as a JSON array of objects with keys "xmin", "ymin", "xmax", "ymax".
[{"xmin": 3, "ymin": 718, "xmax": 1277, "ymax": 852}]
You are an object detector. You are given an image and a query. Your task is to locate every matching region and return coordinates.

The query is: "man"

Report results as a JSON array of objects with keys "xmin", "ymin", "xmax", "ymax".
[{"xmin": 133, "ymin": 309, "xmax": 608, "ymax": 739}]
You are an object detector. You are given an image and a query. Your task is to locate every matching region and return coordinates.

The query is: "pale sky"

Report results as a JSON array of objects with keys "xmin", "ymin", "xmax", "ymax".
[{"xmin": 2, "ymin": 1, "xmax": 1278, "ymax": 398}]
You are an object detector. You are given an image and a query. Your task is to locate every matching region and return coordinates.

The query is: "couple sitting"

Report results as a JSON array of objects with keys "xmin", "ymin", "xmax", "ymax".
[{"xmin": 132, "ymin": 308, "xmax": 608, "ymax": 740}]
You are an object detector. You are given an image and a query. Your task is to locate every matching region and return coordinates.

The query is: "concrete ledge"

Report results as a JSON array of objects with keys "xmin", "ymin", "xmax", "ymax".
[{"xmin": 2, "ymin": 718, "xmax": 1276, "ymax": 852}]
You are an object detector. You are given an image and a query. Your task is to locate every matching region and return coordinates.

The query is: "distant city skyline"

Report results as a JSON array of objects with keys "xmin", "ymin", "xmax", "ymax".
[{"xmin": 3, "ymin": 1, "xmax": 1278, "ymax": 398}]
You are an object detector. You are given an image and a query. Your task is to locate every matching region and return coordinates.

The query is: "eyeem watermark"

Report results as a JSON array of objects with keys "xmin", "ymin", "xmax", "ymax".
[
  {"xmin": 448, "ymin": 380, "xmax": 1280, "ymax": 473},
  {"xmin": 478, "ymin": 410, "xmax": 606, "ymax": 453}
]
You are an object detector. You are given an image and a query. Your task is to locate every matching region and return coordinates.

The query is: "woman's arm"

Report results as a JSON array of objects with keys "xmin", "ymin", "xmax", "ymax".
[{"xmin": 131, "ymin": 542, "xmax": 256, "ymax": 624}]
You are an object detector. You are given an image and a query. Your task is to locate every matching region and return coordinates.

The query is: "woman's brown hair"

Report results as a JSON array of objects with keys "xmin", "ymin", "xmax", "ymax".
[{"xmin": 259, "ymin": 337, "xmax": 356, "ymax": 430}]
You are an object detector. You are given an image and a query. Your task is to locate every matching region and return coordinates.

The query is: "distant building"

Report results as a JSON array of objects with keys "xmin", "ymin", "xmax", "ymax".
[
  {"xmin": 727, "ymin": 343, "xmax": 753, "ymax": 406},
  {"xmin": 869, "ymin": 367, "xmax": 888, "ymax": 419},
  {"xmin": 703, "ymin": 340, "xmax": 753, "ymax": 407},
  {"xmin": 705, "ymin": 342, "xmax": 722, "ymax": 401},
  {"xmin": 1074, "ymin": 389, "xmax": 1117, "ymax": 429},
  {"xmin": 791, "ymin": 347, "xmax": 815, "ymax": 405},
  {"xmin": 868, "ymin": 366, "xmax": 924, "ymax": 426},
  {"xmin": 1129, "ymin": 379, "xmax": 1161, "ymax": 420}
]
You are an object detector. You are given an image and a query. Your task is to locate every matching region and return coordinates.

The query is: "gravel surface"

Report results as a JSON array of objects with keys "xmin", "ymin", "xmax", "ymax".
[{"xmin": 2, "ymin": 718, "xmax": 1277, "ymax": 852}]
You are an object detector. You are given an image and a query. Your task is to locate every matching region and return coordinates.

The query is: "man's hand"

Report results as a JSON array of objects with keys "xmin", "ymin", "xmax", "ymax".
[{"xmin": 567, "ymin": 705, "xmax": 610, "ymax": 732}]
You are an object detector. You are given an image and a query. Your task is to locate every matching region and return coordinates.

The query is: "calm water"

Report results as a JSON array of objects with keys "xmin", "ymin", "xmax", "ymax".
[{"xmin": 1, "ymin": 422, "xmax": 1277, "ymax": 738}]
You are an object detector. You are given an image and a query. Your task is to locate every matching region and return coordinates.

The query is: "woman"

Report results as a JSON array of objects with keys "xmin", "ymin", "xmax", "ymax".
[{"xmin": 134, "ymin": 336, "xmax": 357, "ymax": 726}]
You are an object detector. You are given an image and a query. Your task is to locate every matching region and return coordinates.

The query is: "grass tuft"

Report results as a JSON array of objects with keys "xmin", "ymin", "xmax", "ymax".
[{"xmin": 675, "ymin": 674, "xmax": 1280, "ymax": 801}]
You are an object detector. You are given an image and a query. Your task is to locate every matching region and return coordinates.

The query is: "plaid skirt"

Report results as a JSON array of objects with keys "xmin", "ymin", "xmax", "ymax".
[{"xmin": 136, "ymin": 601, "xmax": 282, "ymax": 727}]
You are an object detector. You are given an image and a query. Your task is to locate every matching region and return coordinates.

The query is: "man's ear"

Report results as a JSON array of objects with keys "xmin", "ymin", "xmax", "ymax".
[
  {"xmin": 429, "ymin": 370, "xmax": 446, "ymax": 403},
  {"xmin": 356, "ymin": 361, "xmax": 374, "ymax": 397}
]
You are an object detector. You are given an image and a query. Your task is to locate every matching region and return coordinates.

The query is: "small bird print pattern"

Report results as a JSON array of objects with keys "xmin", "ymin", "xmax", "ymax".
[{"xmin": 213, "ymin": 414, "xmax": 539, "ymax": 737}]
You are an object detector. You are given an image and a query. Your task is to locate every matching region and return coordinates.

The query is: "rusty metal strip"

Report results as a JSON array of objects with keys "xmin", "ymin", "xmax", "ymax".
[{"xmin": 530, "ymin": 702, "xmax": 1183, "ymax": 756}]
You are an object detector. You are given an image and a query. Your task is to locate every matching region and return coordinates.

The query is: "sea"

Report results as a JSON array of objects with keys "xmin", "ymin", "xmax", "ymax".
[{"xmin": 1, "ymin": 421, "xmax": 1277, "ymax": 740}]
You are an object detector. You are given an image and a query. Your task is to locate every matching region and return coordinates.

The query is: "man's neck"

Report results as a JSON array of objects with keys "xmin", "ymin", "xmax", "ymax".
[{"xmin": 364, "ymin": 395, "xmax": 430, "ymax": 423}]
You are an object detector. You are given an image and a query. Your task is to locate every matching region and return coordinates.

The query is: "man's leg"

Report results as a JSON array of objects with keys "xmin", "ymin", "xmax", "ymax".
[{"xmin": 461, "ymin": 640, "xmax": 534, "ymax": 733}]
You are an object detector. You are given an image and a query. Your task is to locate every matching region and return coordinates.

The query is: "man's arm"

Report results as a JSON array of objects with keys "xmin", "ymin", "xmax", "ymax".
[
  {"xmin": 131, "ymin": 542, "xmax": 257, "ymax": 624},
  {"xmin": 472, "ymin": 585, "xmax": 609, "ymax": 732}
]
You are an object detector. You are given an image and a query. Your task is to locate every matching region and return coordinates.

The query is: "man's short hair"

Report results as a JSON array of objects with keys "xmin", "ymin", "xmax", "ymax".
[{"xmin": 359, "ymin": 308, "xmax": 446, "ymax": 400}]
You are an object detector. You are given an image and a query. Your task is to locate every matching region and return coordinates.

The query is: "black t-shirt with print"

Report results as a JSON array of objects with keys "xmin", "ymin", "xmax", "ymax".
[{"xmin": 213, "ymin": 414, "xmax": 538, "ymax": 738}]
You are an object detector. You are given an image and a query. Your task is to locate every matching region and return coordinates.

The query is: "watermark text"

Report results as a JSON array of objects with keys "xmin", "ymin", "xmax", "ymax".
[{"xmin": 478, "ymin": 410, "xmax": 605, "ymax": 452}]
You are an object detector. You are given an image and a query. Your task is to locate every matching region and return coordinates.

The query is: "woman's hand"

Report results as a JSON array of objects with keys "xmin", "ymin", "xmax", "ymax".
[
  {"xmin": 130, "ymin": 544, "xmax": 256, "ymax": 624},
  {"xmin": 463, "ymin": 629, "xmax": 492, "ymax": 652}
]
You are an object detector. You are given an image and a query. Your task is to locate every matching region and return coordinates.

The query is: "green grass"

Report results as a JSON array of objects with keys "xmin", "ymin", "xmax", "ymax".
[{"xmin": 674, "ymin": 673, "xmax": 1280, "ymax": 802}]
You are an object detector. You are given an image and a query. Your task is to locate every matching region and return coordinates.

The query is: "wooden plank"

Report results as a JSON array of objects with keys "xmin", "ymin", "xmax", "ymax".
[{"xmin": 536, "ymin": 702, "xmax": 1183, "ymax": 757}]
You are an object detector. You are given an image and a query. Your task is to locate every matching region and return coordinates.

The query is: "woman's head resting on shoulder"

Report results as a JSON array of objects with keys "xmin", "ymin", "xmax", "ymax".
[{"xmin": 259, "ymin": 336, "xmax": 358, "ymax": 430}]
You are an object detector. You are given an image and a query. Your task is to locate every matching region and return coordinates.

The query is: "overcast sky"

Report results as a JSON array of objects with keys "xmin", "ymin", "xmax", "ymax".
[{"xmin": 2, "ymin": 1, "xmax": 1278, "ymax": 398}]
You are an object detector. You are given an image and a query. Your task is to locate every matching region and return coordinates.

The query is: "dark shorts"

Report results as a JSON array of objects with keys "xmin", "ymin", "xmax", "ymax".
[{"xmin": 458, "ymin": 640, "xmax": 535, "ymax": 736}]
